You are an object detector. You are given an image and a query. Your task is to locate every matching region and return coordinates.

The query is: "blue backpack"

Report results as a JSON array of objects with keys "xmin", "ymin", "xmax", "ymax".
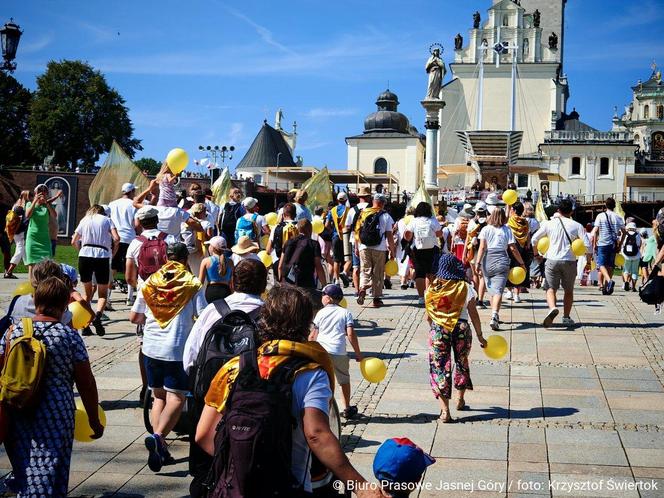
[{"xmin": 235, "ymin": 213, "xmax": 259, "ymax": 243}]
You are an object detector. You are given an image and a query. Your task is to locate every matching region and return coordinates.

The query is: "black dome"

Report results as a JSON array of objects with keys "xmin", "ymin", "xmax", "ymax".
[{"xmin": 363, "ymin": 89, "xmax": 410, "ymax": 134}]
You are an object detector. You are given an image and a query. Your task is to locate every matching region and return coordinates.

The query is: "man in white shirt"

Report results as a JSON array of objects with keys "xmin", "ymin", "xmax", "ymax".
[
  {"xmin": 108, "ymin": 183, "xmax": 138, "ymax": 297},
  {"xmin": 532, "ymin": 199, "xmax": 591, "ymax": 328},
  {"xmin": 591, "ymin": 197, "xmax": 625, "ymax": 295},
  {"xmin": 343, "ymin": 188, "xmax": 372, "ymax": 294},
  {"xmin": 203, "ymin": 188, "xmax": 220, "ymax": 236},
  {"xmin": 356, "ymin": 194, "xmax": 395, "ymax": 308}
]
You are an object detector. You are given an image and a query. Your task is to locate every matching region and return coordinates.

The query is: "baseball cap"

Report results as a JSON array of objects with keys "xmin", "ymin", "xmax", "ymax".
[
  {"xmin": 337, "ymin": 192, "xmax": 348, "ymax": 201},
  {"xmin": 373, "ymin": 438, "xmax": 435, "ymax": 484},
  {"xmin": 121, "ymin": 182, "xmax": 136, "ymax": 194},
  {"xmin": 167, "ymin": 242, "xmax": 189, "ymax": 261},
  {"xmin": 373, "ymin": 193, "xmax": 387, "ymax": 203},
  {"xmin": 475, "ymin": 201, "xmax": 487, "ymax": 213},
  {"xmin": 136, "ymin": 206, "xmax": 159, "ymax": 221},
  {"xmin": 626, "ymin": 222, "xmax": 637, "ymax": 231},
  {"xmin": 242, "ymin": 197, "xmax": 258, "ymax": 209},
  {"xmin": 322, "ymin": 283, "xmax": 344, "ymax": 301},
  {"xmin": 205, "ymin": 235, "xmax": 227, "ymax": 251}
]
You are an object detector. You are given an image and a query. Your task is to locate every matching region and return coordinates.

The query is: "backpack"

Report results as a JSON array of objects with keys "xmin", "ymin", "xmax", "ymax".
[
  {"xmin": 205, "ymin": 351, "xmax": 312, "ymax": 498},
  {"xmin": 4, "ymin": 210, "xmax": 20, "ymax": 242},
  {"xmin": 273, "ymin": 221, "xmax": 298, "ymax": 258},
  {"xmin": 137, "ymin": 232, "xmax": 168, "ymax": 281},
  {"xmin": 220, "ymin": 202, "xmax": 243, "ymax": 243},
  {"xmin": 0, "ymin": 318, "xmax": 48, "ymax": 409},
  {"xmin": 412, "ymin": 218, "xmax": 437, "ymax": 250},
  {"xmin": 639, "ymin": 267, "xmax": 664, "ymax": 305},
  {"xmin": 235, "ymin": 213, "xmax": 258, "ymax": 243},
  {"xmin": 190, "ymin": 300, "xmax": 259, "ymax": 402},
  {"xmin": 359, "ymin": 211, "xmax": 384, "ymax": 247},
  {"xmin": 282, "ymin": 236, "xmax": 310, "ymax": 285},
  {"xmin": 623, "ymin": 232, "xmax": 639, "ymax": 257},
  {"xmin": 0, "ymin": 296, "xmax": 20, "ymax": 338}
]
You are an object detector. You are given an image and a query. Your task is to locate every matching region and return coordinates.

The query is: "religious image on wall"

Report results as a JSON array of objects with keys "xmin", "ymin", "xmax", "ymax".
[
  {"xmin": 652, "ymin": 131, "xmax": 664, "ymax": 161},
  {"xmin": 38, "ymin": 175, "xmax": 78, "ymax": 237}
]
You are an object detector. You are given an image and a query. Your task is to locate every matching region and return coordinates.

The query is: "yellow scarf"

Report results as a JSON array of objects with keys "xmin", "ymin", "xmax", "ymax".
[
  {"xmin": 425, "ymin": 278, "xmax": 468, "ymax": 331},
  {"xmin": 141, "ymin": 260, "xmax": 202, "ymax": 328},
  {"xmin": 205, "ymin": 340, "xmax": 335, "ymax": 413},
  {"xmin": 354, "ymin": 206, "xmax": 381, "ymax": 242},
  {"xmin": 508, "ymin": 215, "xmax": 529, "ymax": 247},
  {"xmin": 331, "ymin": 204, "xmax": 348, "ymax": 237}
]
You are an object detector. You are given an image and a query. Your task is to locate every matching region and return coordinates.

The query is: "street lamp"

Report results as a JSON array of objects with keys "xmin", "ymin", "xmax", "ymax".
[
  {"xmin": 198, "ymin": 144, "xmax": 235, "ymax": 185},
  {"xmin": 1, "ymin": 18, "xmax": 23, "ymax": 73}
]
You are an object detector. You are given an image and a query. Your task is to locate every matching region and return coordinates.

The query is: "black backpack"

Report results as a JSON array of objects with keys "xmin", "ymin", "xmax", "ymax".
[
  {"xmin": 639, "ymin": 267, "xmax": 664, "ymax": 305},
  {"xmin": 190, "ymin": 300, "xmax": 259, "ymax": 402},
  {"xmin": 282, "ymin": 236, "xmax": 310, "ymax": 285},
  {"xmin": 359, "ymin": 211, "xmax": 384, "ymax": 247},
  {"xmin": 623, "ymin": 232, "xmax": 639, "ymax": 257},
  {"xmin": 205, "ymin": 351, "xmax": 312, "ymax": 498},
  {"xmin": 0, "ymin": 295, "xmax": 20, "ymax": 337},
  {"xmin": 220, "ymin": 203, "xmax": 243, "ymax": 245}
]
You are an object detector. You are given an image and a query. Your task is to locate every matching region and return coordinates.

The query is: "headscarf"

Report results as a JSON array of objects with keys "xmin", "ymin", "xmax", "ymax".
[
  {"xmin": 425, "ymin": 254, "xmax": 469, "ymax": 331},
  {"xmin": 508, "ymin": 214, "xmax": 529, "ymax": 247},
  {"xmin": 141, "ymin": 260, "xmax": 202, "ymax": 328}
]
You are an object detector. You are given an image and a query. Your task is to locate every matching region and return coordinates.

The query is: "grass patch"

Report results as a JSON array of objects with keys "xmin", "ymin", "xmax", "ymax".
[{"xmin": 12, "ymin": 245, "xmax": 80, "ymax": 273}]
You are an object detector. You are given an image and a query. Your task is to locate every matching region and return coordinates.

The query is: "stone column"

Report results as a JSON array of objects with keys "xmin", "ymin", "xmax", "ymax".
[{"xmin": 421, "ymin": 98, "xmax": 446, "ymax": 197}]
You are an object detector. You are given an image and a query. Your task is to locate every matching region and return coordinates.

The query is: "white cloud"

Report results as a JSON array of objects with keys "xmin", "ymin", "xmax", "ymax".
[
  {"xmin": 304, "ymin": 108, "xmax": 357, "ymax": 119},
  {"xmin": 20, "ymin": 34, "xmax": 54, "ymax": 54},
  {"xmin": 223, "ymin": 6, "xmax": 297, "ymax": 57}
]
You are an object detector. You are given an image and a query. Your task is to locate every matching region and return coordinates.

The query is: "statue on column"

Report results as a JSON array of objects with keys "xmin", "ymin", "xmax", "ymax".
[
  {"xmin": 549, "ymin": 32, "xmax": 558, "ymax": 49},
  {"xmin": 533, "ymin": 9, "xmax": 541, "ymax": 27},
  {"xmin": 425, "ymin": 44, "xmax": 446, "ymax": 100},
  {"xmin": 473, "ymin": 11, "xmax": 481, "ymax": 29},
  {"xmin": 454, "ymin": 33, "xmax": 463, "ymax": 50}
]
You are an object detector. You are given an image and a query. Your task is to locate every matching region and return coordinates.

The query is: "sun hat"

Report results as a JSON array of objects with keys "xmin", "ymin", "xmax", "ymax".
[
  {"xmin": 322, "ymin": 283, "xmax": 344, "ymax": 302},
  {"xmin": 373, "ymin": 438, "xmax": 435, "ymax": 485},
  {"xmin": 485, "ymin": 192, "xmax": 505, "ymax": 214},
  {"xmin": 337, "ymin": 192, "xmax": 348, "ymax": 201},
  {"xmin": 458, "ymin": 204, "xmax": 475, "ymax": 219},
  {"xmin": 121, "ymin": 182, "xmax": 136, "ymax": 194},
  {"xmin": 232, "ymin": 235, "xmax": 259, "ymax": 255},
  {"xmin": 436, "ymin": 253, "xmax": 467, "ymax": 280},
  {"xmin": 136, "ymin": 206, "xmax": 159, "ymax": 221},
  {"xmin": 357, "ymin": 186, "xmax": 372, "ymax": 197},
  {"xmin": 242, "ymin": 197, "xmax": 258, "ymax": 209},
  {"xmin": 204, "ymin": 235, "xmax": 227, "ymax": 251},
  {"xmin": 475, "ymin": 200, "xmax": 487, "ymax": 213}
]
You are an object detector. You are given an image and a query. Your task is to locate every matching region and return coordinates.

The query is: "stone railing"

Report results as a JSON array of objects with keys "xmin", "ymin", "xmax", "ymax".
[{"xmin": 544, "ymin": 130, "xmax": 633, "ymax": 143}]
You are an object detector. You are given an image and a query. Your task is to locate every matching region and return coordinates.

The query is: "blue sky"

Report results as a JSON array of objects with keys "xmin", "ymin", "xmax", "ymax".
[{"xmin": 7, "ymin": 0, "xmax": 663, "ymax": 174}]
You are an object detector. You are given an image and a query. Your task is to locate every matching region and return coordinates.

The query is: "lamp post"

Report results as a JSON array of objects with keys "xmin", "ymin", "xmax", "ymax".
[
  {"xmin": 198, "ymin": 144, "xmax": 234, "ymax": 186},
  {"xmin": 1, "ymin": 18, "xmax": 23, "ymax": 73}
]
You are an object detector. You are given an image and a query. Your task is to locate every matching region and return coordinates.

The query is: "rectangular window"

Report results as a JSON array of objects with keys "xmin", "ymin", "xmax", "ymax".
[
  {"xmin": 516, "ymin": 174, "xmax": 528, "ymax": 188},
  {"xmin": 599, "ymin": 157, "xmax": 610, "ymax": 176},
  {"xmin": 253, "ymin": 174, "xmax": 263, "ymax": 184},
  {"xmin": 571, "ymin": 157, "xmax": 581, "ymax": 176}
]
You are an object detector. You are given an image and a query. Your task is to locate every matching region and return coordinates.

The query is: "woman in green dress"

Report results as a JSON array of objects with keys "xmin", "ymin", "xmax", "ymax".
[{"xmin": 25, "ymin": 184, "xmax": 58, "ymax": 276}]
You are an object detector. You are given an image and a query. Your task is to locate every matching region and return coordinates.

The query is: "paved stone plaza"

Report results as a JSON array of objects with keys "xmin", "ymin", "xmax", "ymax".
[{"xmin": 1, "ymin": 275, "xmax": 663, "ymax": 497}]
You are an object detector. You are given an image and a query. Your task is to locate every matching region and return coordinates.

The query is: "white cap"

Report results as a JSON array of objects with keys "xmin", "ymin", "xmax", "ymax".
[
  {"xmin": 121, "ymin": 182, "xmax": 136, "ymax": 193},
  {"xmin": 475, "ymin": 201, "xmax": 487, "ymax": 212},
  {"xmin": 337, "ymin": 192, "xmax": 348, "ymax": 201},
  {"xmin": 626, "ymin": 222, "xmax": 637, "ymax": 230},
  {"xmin": 242, "ymin": 197, "xmax": 258, "ymax": 209},
  {"xmin": 136, "ymin": 206, "xmax": 159, "ymax": 221}
]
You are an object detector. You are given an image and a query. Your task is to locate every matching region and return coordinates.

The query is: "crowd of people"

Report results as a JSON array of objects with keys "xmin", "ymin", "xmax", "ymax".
[{"xmin": 2, "ymin": 168, "xmax": 664, "ymax": 496}]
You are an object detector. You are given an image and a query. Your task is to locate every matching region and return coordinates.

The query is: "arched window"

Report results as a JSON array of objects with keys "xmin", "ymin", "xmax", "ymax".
[
  {"xmin": 571, "ymin": 157, "xmax": 581, "ymax": 176},
  {"xmin": 658, "ymin": 105, "xmax": 664, "ymax": 120},
  {"xmin": 644, "ymin": 105, "xmax": 650, "ymax": 119},
  {"xmin": 374, "ymin": 157, "xmax": 388, "ymax": 174},
  {"xmin": 503, "ymin": 15, "xmax": 509, "ymax": 26}
]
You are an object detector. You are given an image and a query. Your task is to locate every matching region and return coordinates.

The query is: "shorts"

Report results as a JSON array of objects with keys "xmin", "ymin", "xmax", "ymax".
[
  {"xmin": 111, "ymin": 242, "xmax": 129, "ymax": 272},
  {"xmin": 544, "ymin": 260, "xmax": 577, "ymax": 292},
  {"xmin": 330, "ymin": 354, "xmax": 350, "ymax": 385},
  {"xmin": 596, "ymin": 245, "xmax": 616, "ymax": 269},
  {"xmin": 639, "ymin": 258, "xmax": 650, "ymax": 269},
  {"xmin": 79, "ymin": 256, "xmax": 111, "ymax": 284},
  {"xmin": 623, "ymin": 258, "xmax": 639, "ymax": 278},
  {"xmin": 411, "ymin": 247, "xmax": 438, "ymax": 279},
  {"xmin": 144, "ymin": 355, "xmax": 189, "ymax": 394},
  {"xmin": 332, "ymin": 237, "xmax": 344, "ymax": 263},
  {"xmin": 352, "ymin": 247, "xmax": 360, "ymax": 269}
]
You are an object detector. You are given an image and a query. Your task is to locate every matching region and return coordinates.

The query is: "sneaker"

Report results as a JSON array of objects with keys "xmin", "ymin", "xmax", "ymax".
[
  {"xmin": 543, "ymin": 308, "xmax": 559, "ymax": 328},
  {"xmin": 3, "ymin": 273, "xmax": 17, "ymax": 279},
  {"xmin": 356, "ymin": 290, "xmax": 366, "ymax": 305},
  {"xmin": 655, "ymin": 304, "xmax": 662, "ymax": 316},
  {"xmin": 371, "ymin": 298, "xmax": 383, "ymax": 308},
  {"xmin": 92, "ymin": 316, "xmax": 106, "ymax": 337},
  {"xmin": 561, "ymin": 316, "xmax": 576, "ymax": 328},
  {"xmin": 400, "ymin": 283, "xmax": 408, "ymax": 290},
  {"xmin": 339, "ymin": 272, "xmax": 350, "ymax": 288},
  {"xmin": 384, "ymin": 278, "xmax": 392, "ymax": 290},
  {"xmin": 145, "ymin": 434, "xmax": 164, "ymax": 472},
  {"xmin": 105, "ymin": 303, "xmax": 116, "ymax": 312},
  {"xmin": 504, "ymin": 290, "xmax": 513, "ymax": 300},
  {"xmin": 623, "ymin": 282, "xmax": 629, "ymax": 291},
  {"xmin": 82, "ymin": 326, "xmax": 93, "ymax": 337},
  {"xmin": 606, "ymin": 280, "xmax": 615, "ymax": 295},
  {"xmin": 408, "ymin": 281, "xmax": 415, "ymax": 288},
  {"xmin": 489, "ymin": 315, "xmax": 500, "ymax": 330},
  {"xmin": 417, "ymin": 297, "xmax": 425, "ymax": 305},
  {"xmin": 513, "ymin": 294, "xmax": 522, "ymax": 303}
]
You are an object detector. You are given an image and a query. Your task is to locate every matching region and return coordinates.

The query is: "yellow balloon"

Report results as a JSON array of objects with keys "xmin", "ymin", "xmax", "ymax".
[
  {"xmin": 312, "ymin": 218, "xmax": 325, "ymax": 235},
  {"xmin": 537, "ymin": 237, "xmax": 550, "ymax": 255},
  {"xmin": 615, "ymin": 253, "xmax": 625, "ymax": 267},
  {"xmin": 508, "ymin": 266, "xmax": 526, "ymax": 285},
  {"xmin": 339, "ymin": 297, "xmax": 348, "ymax": 308},
  {"xmin": 257, "ymin": 250, "xmax": 273, "ymax": 268},
  {"xmin": 13, "ymin": 281, "xmax": 34, "ymax": 296},
  {"xmin": 360, "ymin": 357, "xmax": 387, "ymax": 383},
  {"xmin": 260, "ymin": 234, "xmax": 269, "ymax": 249},
  {"xmin": 483, "ymin": 335, "xmax": 508, "ymax": 360},
  {"xmin": 385, "ymin": 259, "xmax": 398, "ymax": 277},
  {"xmin": 265, "ymin": 212, "xmax": 278, "ymax": 227},
  {"xmin": 166, "ymin": 148, "xmax": 189, "ymax": 174},
  {"xmin": 591, "ymin": 260, "xmax": 597, "ymax": 270},
  {"xmin": 69, "ymin": 302, "xmax": 93, "ymax": 330},
  {"xmin": 502, "ymin": 189, "xmax": 518, "ymax": 206},
  {"xmin": 74, "ymin": 399, "xmax": 106, "ymax": 443},
  {"xmin": 571, "ymin": 239, "xmax": 586, "ymax": 257},
  {"xmin": 403, "ymin": 215, "xmax": 414, "ymax": 226}
]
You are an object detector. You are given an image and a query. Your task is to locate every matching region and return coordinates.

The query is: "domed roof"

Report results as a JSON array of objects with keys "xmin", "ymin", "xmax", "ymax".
[{"xmin": 363, "ymin": 89, "xmax": 410, "ymax": 134}]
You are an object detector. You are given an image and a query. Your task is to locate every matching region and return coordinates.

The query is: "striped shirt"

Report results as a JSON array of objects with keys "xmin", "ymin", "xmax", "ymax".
[{"xmin": 593, "ymin": 211, "xmax": 624, "ymax": 247}]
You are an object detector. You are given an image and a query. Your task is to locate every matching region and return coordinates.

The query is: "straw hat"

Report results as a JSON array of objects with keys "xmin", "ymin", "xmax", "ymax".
[
  {"xmin": 232, "ymin": 235, "xmax": 259, "ymax": 255},
  {"xmin": 357, "ymin": 186, "xmax": 372, "ymax": 197}
]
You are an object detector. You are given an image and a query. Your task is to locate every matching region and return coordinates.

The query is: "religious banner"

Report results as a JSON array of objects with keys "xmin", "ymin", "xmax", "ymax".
[
  {"xmin": 89, "ymin": 140, "xmax": 150, "ymax": 206},
  {"xmin": 37, "ymin": 174, "xmax": 78, "ymax": 238},
  {"xmin": 302, "ymin": 166, "xmax": 333, "ymax": 213},
  {"xmin": 211, "ymin": 167, "xmax": 231, "ymax": 205},
  {"xmin": 409, "ymin": 180, "xmax": 434, "ymax": 211}
]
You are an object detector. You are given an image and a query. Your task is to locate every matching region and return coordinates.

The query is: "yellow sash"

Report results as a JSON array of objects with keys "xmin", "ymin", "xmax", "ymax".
[
  {"xmin": 205, "ymin": 340, "xmax": 335, "ymax": 413},
  {"xmin": 508, "ymin": 215, "xmax": 529, "ymax": 247},
  {"xmin": 141, "ymin": 260, "xmax": 202, "ymax": 328},
  {"xmin": 425, "ymin": 278, "xmax": 468, "ymax": 331},
  {"xmin": 330, "ymin": 205, "xmax": 348, "ymax": 237}
]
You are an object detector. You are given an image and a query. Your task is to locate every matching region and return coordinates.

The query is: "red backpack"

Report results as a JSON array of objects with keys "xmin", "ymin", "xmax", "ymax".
[{"xmin": 137, "ymin": 232, "xmax": 168, "ymax": 280}]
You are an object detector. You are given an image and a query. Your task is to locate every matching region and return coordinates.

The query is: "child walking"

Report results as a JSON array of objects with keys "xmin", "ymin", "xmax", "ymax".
[{"xmin": 310, "ymin": 284, "xmax": 363, "ymax": 419}]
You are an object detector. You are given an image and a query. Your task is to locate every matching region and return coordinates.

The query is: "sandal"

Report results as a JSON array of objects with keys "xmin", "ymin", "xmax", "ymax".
[
  {"xmin": 356, "ymin": 290, "xmax": 366, "ymax": 305},
  {"xmin": 456, "ymin": 399, "xmax": 466, "ymax": 411},
  {"xmin": 440, "ymin": 411, "xmax": 455, "ymax": 423}
]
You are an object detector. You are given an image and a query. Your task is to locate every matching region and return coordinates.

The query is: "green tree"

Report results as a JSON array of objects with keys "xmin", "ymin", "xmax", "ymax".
[
  {"xmin": 135, "ymin": 157, "xmax": 162, "ymax": 176},
  {"xmin": 29, "ymin": 60, "xmax": 142, "ymax": 169},
  {"xmin": 0, "ymin": 73, "xmax": 36, "ymax": 166}
]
